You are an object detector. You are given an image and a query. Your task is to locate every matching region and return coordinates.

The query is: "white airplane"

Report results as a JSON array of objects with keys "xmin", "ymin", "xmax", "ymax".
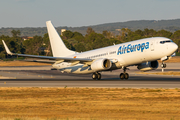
[{"xmin": 2, "ymin": 21, "xmax": 178, "ymax": 80}]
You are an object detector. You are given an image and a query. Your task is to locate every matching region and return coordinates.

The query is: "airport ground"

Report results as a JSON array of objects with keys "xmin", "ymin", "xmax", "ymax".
[
  {"xmin": 0, "ymin": 62, "xmax": 179, "ymax": 88},
  {"xmin": 0, "ymin": 87, "xmax": 180, "ymax": 120},
  {"xmin": 0, "ymin": 58, "xmax": 179, "ymax": 120}
]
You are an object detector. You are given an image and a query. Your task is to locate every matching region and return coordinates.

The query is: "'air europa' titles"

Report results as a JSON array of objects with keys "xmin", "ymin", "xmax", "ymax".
[{"xmin": 117, "ymin": 42, "xmax": 149, "ymax": 55}]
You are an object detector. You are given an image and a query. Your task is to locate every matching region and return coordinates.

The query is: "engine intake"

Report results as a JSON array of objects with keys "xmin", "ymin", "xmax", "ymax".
[
  {"xmin": 91, "ymin": 58, "xmax": 112, "ymax": 71},
  {"xmin": 137, "ymin": 60, "xmax": 158, "ymax": 71}
]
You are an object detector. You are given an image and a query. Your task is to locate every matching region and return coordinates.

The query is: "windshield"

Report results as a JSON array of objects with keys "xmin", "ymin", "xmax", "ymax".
[{"xmin": 160, "ymin": 40, "xmax": 173, "ymax": 44}]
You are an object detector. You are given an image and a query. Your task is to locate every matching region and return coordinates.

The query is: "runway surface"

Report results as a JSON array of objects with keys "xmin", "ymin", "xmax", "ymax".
[{"xmin": 0, "ymin": 63, "xmax": 179, "ymax": 88}]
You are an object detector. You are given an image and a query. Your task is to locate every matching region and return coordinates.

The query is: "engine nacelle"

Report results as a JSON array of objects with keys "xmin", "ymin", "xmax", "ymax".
[
  {"xmin": 91, "ymin": 58, "xmax": 112, "ymax": 71},
  {"xmin": 137, "ymin": 60, "xmax": 158, "ymax": 71}
]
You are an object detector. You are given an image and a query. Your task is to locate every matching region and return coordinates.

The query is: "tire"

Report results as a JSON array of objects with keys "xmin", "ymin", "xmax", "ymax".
[
  {"xmin": 120, "ymin": 73, "xmax": 125, "ymax": 80},
  {"xmin": 161, "ymin": 64, "xmax": 164, "ymax": 68},
  {"xmin": 124, "ymin": 73, "xmax": 129, "ymax": 79},
  {"xmin": 161, "ymin": 64, "xmax": 166, "ymax": 68},
  {"xmin": 97, "ymin": 73, "xmax": 101, "ymax": 80},
  {"xmin": 164, "ymin": 64, "xmax": 166, "ymax": 68},
  {"xmin": 92, "ymin": 73, "xmax": 97, "ymax": 80}
]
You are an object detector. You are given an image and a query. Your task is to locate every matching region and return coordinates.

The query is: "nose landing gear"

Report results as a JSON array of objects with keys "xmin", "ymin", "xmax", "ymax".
[
  {"xmin": 161, "ymin": 62, "xmax": 166, "ymax": 68},
  {"xmin": 119, "ymin": 67, "xmax": 129, "ymax": 80},
  {"xmin": 161, "ymin": 56, "xmax": 168, "ymax": 68}
]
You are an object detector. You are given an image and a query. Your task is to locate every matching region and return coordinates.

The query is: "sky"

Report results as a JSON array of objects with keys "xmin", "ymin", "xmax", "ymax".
[{"xmin": 0, "ymin": 0, "xmax": 180, "ymax": 28}]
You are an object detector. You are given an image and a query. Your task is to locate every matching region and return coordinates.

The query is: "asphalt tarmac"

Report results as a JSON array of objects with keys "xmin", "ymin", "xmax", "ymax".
[{"xmin": 0, "ymin": 63, "xmax": 179, "ymax": 88}]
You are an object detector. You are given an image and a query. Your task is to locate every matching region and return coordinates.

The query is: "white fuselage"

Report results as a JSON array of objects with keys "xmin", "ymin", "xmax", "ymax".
[{"xmin": 52, "ymin": 37, "xmax": 178, "ymax": 74}]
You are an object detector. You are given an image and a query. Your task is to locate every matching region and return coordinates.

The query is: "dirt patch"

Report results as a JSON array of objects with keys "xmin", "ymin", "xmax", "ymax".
[
  {"xmin": 0, "ymin": 88, "xmax": 180, "ymax": 120},
  {"xmin": 138, "ymin": 71, "xmax": 180, "ymax": 76},
  {"xmin": 0, "ymin": 61, "xmax": 50, "ymax": 66}
]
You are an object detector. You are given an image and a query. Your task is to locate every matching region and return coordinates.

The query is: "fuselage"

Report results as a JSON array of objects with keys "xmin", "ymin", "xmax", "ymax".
[{"xmin": 52, "ymin": 37, "xmax": 178, "ymax": 74}]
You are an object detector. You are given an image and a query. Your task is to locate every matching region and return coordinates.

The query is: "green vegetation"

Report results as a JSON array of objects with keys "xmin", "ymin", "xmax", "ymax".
[
  {"xmin": 0, "ymin": 26, "xmax": 180, "ymax": 60},
  {"xmin": 176, "ymin": 52, "xmax": 180, "ymax": 56}
]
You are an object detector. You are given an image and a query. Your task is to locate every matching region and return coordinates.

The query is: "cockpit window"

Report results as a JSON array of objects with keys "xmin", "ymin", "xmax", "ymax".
[{"xmin": 160, "ymin": 40, "xmax": 172, "ymax": 44}]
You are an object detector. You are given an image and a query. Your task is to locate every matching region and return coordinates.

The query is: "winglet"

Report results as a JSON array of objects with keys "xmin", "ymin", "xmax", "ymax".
[{"xmin": 2, "ymin": 40, "xmax": 13, "ymax": 55}]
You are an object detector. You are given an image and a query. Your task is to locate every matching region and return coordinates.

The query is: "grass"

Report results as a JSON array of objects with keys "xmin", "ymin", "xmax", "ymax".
[
  {"xmin": 2, "ymin": 57, "xmax": 25, "ymax": 61},
  {"xmin": 0, "ymin": 88, "xmax": 180, "ymax": 120}
]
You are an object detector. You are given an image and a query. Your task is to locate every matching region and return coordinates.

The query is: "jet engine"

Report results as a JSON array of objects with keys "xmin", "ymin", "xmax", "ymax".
[
  {"xmin": 91, "ymin": 58, "xmax": 112, "ymax": 71},
  {"xmin": 137, "ymin": 60, "xmax": 158, "ymax": 71}
]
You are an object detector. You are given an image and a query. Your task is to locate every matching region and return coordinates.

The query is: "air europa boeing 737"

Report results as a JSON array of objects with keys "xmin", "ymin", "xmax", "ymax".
[{"xmin": 2, "ymin": 21, "xmax": 178, "ymax": 80}]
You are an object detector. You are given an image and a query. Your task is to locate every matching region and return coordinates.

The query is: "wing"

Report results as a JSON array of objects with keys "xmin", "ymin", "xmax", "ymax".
[{"xmin": 2, "ymin": 40, "xmax": 93, "ymax": 65}]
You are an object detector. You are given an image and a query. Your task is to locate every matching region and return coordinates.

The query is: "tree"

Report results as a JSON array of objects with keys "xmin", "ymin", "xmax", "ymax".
[
  {"xmin": 11, "ymin": 30, "xmax": 21, "ymax": 38},
  {"xmin": 148, "ymin": 29, "xmax": 157, "ymax": 37},
  {"xmin": 43, "ymin": 33, "xmax": 52, "ymax": 56},
  {"xmin": 157, "ymin": 30, "xmax": 172, "ymax": 38},
  {"xmin": 171, "ymin": 30, "xmax": 180, "ymax": 40},
  {"xmin": 135, "ymin": 29, "xmax": 143, "ymax": 36},
  {"xmin": 143, "ymin": 28, "xmax": 150, "ymax": 37},
  {"xmin": 63, "ymin": 40, "xmax": 75, "ymax": 51},
  {"xmin": 86, "ymin": 27, "xmax": 95, "ymax": 35},
  {"xmin": 102, "ymin": 30, "xmax": 114, "ymax": 39},
  {"xmin": 73, "ymin": 32, "xmax": 85, "ymax": 42},
  {"xmin": 23, "ymin": 35, "xmax": 43, "ymax": 55},
  {"xmin": 171, "ymin": 30, "xmax": 180, "ymax": 53},
  {"xmin": 85, "ymin": 32, "xmax": 105, "ymax": 44},
  {"xmin": 85, "ymin": 32, "xmax": 97, "ymax": 43},
  {"xmin": 74, "ymin": 43, "xmax": 86, "ymax": 52},
  {"xmin": 62, "ymin": 30, "xmax": 74, "ymax": 39}
]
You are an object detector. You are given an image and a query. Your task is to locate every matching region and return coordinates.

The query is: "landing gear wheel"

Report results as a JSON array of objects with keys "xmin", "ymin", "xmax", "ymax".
[
  {"xmin": 97, "ymin": 73, "xmax": 101, "ymax": 80},
  {"xmin": 124, "ymin": 73, "xmax": 129, "ymax": 79},
  {"xmin": 120, "ymin": 73, "xmax": 125, "ymax": 80},
  {"xmin": 92, "ymin": 73, "xmax": 97, "ymax": 80},
  {"xmin": 92, "ymin": 72, "xmax": 101, "ymax": 80},
  {"xmin": 164, "ymin": 64, "xmax": 166, "ymax": 68},
  {"xmin": 120, "ymin": 67, "xmax": 130, "ymax": 80},
  {"xmin": 161, "ymin": 63, "xmax": 166, "ymax": 68}
]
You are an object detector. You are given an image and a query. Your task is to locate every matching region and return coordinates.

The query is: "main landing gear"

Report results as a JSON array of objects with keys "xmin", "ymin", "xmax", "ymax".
[
  {"xmin": 120, "ymin": 67, "xmax": 129, "ymax": 80},
  {"xmin": 92, "ymin": 72, "xmax": 101, "ymax": 80},
  {"xmin": 92, "ymin": 67, "xmax": 130, "ymax": 80}
]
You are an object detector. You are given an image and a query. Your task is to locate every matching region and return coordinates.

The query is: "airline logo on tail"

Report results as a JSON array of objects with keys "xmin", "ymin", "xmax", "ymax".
[{"xmin": 117, "ymin": 42, "xmax": 149, "ymax": 55}]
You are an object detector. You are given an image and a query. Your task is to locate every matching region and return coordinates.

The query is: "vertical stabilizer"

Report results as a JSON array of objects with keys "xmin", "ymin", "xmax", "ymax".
[{"xmin": 46, "ymin": 21, "xmax": 75, "ymax": 57}]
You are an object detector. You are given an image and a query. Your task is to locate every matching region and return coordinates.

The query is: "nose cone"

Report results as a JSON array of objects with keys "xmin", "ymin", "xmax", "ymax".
[
  {"xmin": 173, "ymin": 43, "xmax": 178, "ymax": 52},
  {"xmin": 169, "ymin": 42, "xmax": 178, "ymax": 54}
]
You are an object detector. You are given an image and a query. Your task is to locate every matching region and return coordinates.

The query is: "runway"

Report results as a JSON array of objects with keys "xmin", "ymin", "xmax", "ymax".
[{"xmin": 0, "ymin": 63, "xmax": 179, "ymax": 88}]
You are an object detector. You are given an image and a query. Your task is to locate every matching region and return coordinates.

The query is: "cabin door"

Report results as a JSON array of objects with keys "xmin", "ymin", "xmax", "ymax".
[{"xmin": 151, "ymin": 41, "xmax": 154, "ymax": 51}]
